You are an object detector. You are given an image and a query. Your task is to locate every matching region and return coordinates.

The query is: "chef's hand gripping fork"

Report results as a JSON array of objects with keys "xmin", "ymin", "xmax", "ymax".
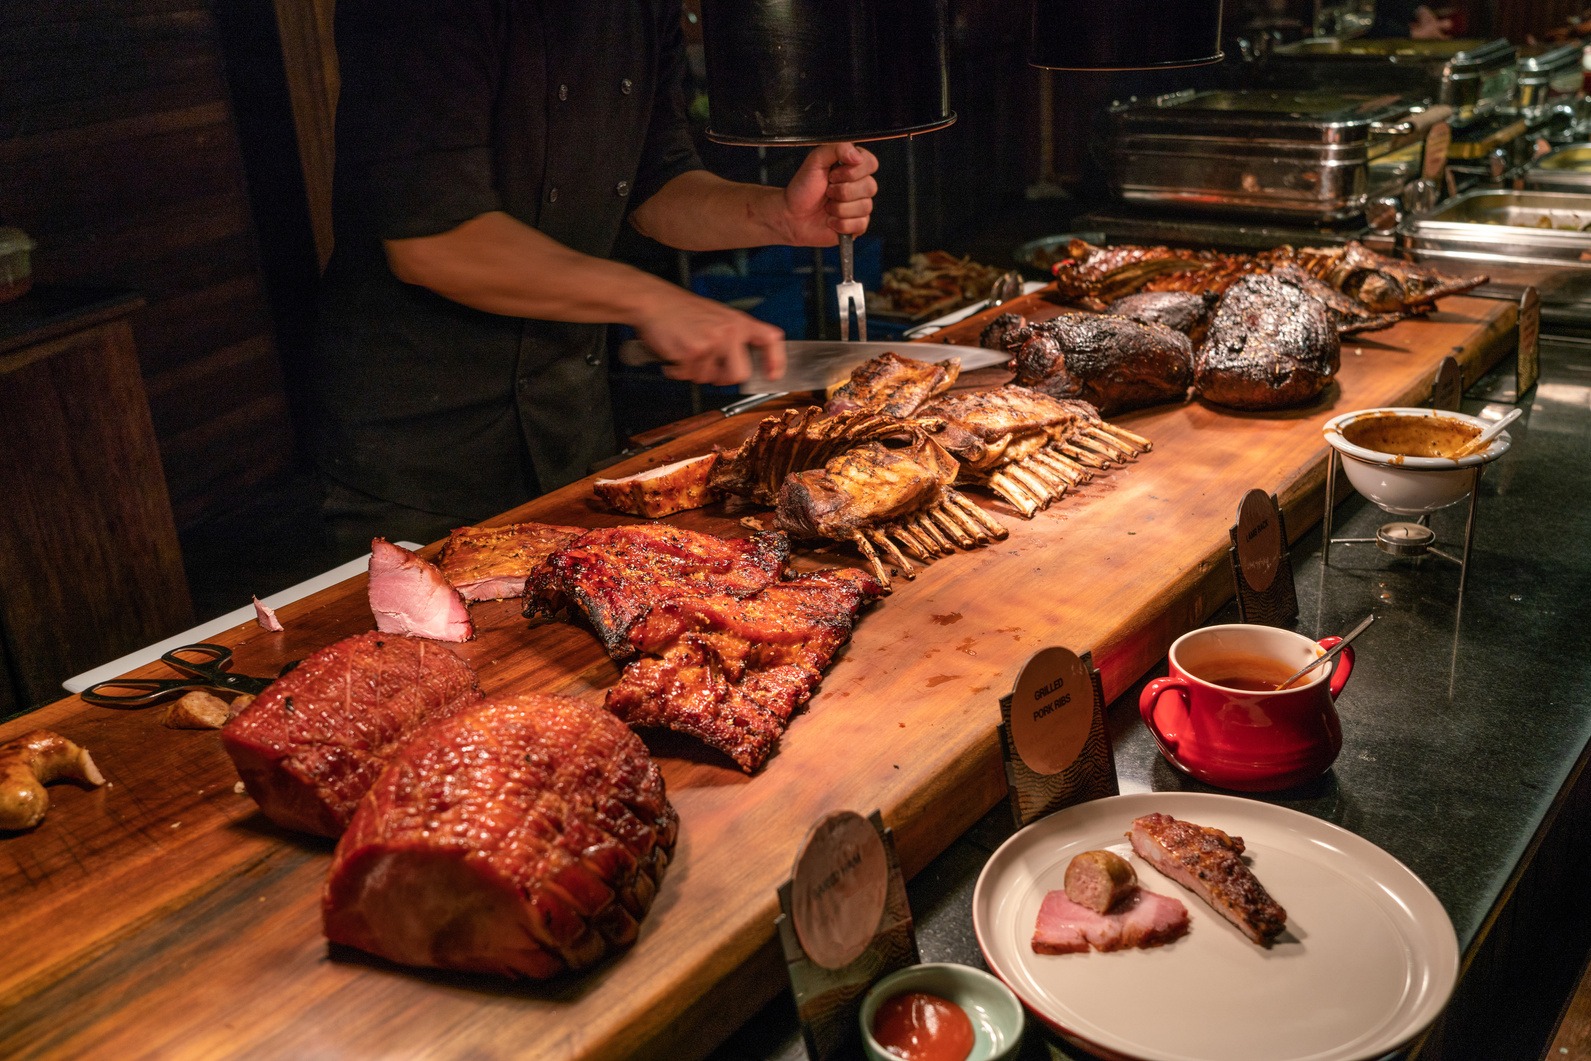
[{"xmin": 837, "ymin": 233, "xmax": 867, "ymax": 342}]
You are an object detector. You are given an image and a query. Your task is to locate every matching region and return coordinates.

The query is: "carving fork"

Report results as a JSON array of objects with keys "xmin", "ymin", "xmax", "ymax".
[{"xmin": 837, "ymin": 233, "xmax": 867, "ymax": 341}]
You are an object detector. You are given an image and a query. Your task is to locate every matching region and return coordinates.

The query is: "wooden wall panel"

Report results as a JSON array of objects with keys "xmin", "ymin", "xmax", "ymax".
[
  {"xmin": 0, "ymin": 1, "xmax": 298, "ymax": 532},
  {"xmin": 273, "ymin": 0, "xmax": 338, "ymax": 269}
]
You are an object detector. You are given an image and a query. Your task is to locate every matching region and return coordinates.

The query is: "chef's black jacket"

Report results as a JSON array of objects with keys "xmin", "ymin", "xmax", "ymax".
[{"xmin": 310, "ymin": 0, "xmax": 703, "ymax": 519}]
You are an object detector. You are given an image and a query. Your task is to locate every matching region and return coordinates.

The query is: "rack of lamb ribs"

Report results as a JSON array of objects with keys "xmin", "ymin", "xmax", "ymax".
[
  {"xmin": 605, "ymin": 568, "xmax": 882, "ymax": 772},
  {"xmin": 823, "ymin": 351, "xmax": 962, "ymax": 418},
  {"xmin": 774, "ymin": 428, "xmax": 1006, "ymax": 589},
  {"xmin": 923, "ymin": 386, "xmax": 1152, "ymax": 517}
]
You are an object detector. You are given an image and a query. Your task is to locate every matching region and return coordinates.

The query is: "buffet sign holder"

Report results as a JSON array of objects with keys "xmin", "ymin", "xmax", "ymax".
[
  {"xmin": 1229, "ymin": 489, "xmax": 1300, "ymax": 628},
  {"xmin": 997, "ymin": 646, "xmax": 1117, "ymax": 828},
  {"xmin": 776, "ymin": 809, "xmax": 918, "ymax": 1061},
  {"xmin": 1432, "ymin": 355, "xmax": 1463, "ymax": 412}
]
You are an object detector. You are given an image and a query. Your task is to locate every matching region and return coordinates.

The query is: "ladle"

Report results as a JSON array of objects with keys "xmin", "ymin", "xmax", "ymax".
[
  {"xmin": 1278, "ymin": 613, "xmax": 1376, "ymax": 690},
  {"xmin": 1449, "ymin": 407, "xmax": 1522, "ymax": 460}
]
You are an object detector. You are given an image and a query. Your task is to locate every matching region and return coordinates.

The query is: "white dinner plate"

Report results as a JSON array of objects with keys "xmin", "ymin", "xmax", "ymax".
[{"xmin": 972, "ymin": 792, "xmax": 1459, "ymax": 1061}]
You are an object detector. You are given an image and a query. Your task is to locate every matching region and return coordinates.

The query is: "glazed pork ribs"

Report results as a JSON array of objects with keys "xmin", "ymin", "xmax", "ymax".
[
  {"xmin": 524, "ymin": 525, "xmax": 790, "ymax": 657},
  {"xmin": 606, "ymin": 569, "xmax": 882, "ymax": 772},
  {"xmin": 923, "ymin": 387, "xmax": 1153, "ymax": 517},
  {"xmin": 774, "ymin": 430, "xmax": 1007, "ymax": 589}
]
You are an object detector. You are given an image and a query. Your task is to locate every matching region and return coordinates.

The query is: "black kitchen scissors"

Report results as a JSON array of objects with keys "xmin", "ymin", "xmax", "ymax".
[{"xmin": 81, "ymin": 643, "xmax": 280, "ymax": 707}]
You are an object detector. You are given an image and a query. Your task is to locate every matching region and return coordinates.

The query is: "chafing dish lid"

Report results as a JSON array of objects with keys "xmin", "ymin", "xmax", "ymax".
[
  {"xmin": 1110, "ymin": 89, "xmax": 1420, "ymax": 143},
  {"xmin": 1517, "ymin": 41, "xmax": 1582, "ymax": 79},
  {"xmin": 1274, "ymin": 37, "xmax": 1515, "ymax": 71}
]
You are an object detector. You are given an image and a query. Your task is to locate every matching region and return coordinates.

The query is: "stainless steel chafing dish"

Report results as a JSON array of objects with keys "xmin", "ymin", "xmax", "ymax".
[
  {"xmin": 1516, "ymin": 42, "xmax": 1585, "ymax": 127},
  {"xmin": 1107, "ymin": 89, "xmax": 1436, "ymax": 221},
  {"xmin": 1260, "ymin": 38, "xmax": 1518, "ymax": 128},
  {"xmin": 1524, "ymin": 143, "xmax": 1591, "ymax": 193}
]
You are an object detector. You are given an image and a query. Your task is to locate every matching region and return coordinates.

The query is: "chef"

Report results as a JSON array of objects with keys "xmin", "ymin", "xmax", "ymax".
[{"xmin": 310, "ymin": 0, "xmax": 878, "ymax": 553}]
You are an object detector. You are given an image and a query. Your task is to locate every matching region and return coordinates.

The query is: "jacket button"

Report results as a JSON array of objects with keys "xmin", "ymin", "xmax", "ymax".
[
  {"xmin": 621, "ymin": 78, "xmax": 632, "ymax": 94},
  {"xmin": 585, "ymin": 351, "xmax": 602, "ymax": 366},
  {"xmin": 558, "ymin": 83, "xmax": 568, "ymax": 101},
  {"xmin": 517, "ymin": 376, "xmax": 531, "ymax": 390},
  {"xmin": 548, "ymin": 187, "xmax": 559, "ymax": 203},
  {"xmin": 615, "ymin": 181, "xmax": 630, "ymax": 197}
]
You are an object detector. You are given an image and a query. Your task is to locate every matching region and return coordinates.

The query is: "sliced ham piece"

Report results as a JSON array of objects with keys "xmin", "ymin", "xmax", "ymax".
[
  {"xmin": 593, "ymin": 453, "xmax": 720, "ymax": 518},
  {"xmin": 368, "ymin": 538, "xmax": 474, "ymax": 642},
  {"xmin": 220, "ymin": 632, "xmax": 483, "ymax": 837},
  {"xmin": 1032, "ymin": 886, "xmax": 1189, "ymax": 955},
  {"xmin": 438, "ymin": 521, "xmax": 583, "ymax": 601},
  {"xmin": 252, "ymin": 596, "xmax": 283, "ymax": 631}
]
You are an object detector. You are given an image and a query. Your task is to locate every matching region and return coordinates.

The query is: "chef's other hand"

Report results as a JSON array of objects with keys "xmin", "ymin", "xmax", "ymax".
[
  {"xmin": 636, "ymin": 288, "xmax": 786, "ymax": 387},
  {"xmin": 783, "ymin": 142, "xmax": 878, "ymax": 246}
]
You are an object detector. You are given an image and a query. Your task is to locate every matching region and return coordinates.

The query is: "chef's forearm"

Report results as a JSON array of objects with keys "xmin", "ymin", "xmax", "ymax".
[
  {"xmin": 627, "ymin": 171, "xmax": 793, "ymax": 250},
  {"xmin": 384, "ymin": 211, "xmax": 685, "ymax": 323}
]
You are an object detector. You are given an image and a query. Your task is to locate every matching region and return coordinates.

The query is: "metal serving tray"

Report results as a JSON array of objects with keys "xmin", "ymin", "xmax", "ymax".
[
  {"xmin": 1524, "ymin": 144, "xmax": 1591, "ymax": 194},
  {"xmin": 1107, "ymin": 90, "xmax": 1429, "ymax": 221},
  {"xmin": 1261, "ymin": 38, "xmax": 1517, "ymax": 127}
]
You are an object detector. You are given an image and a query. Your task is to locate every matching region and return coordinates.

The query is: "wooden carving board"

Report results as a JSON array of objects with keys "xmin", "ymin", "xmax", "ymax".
[{"xmin": 0, "ymin": 295, "xmax": 1515, "ymax": 1061}]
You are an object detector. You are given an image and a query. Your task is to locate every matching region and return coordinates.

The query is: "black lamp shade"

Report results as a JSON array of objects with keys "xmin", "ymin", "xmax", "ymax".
[
  {"xmin": 1030, "ymin": 0, "xmax": 1224, "ymax": 71},
  {"xmin": 701, "ymin": 0, "xmax": 955, "ymax": 146}
]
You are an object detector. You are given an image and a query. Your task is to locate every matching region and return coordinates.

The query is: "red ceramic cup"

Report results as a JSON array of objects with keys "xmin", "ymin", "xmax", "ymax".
[{"xmin": 1138, "ymin": 624, "xmax": 1353, "ymax": 792}]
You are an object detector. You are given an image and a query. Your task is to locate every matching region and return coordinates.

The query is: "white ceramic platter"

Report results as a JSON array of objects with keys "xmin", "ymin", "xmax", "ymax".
[{"xmin": 972, "ymin": 792, "xmax": 1459, "ymax": 1061}]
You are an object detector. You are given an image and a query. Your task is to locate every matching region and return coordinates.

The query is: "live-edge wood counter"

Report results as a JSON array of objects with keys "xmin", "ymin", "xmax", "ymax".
[{"xmin": 0, "ymin": 296, "xmax": 1516, "ymax": 1061}]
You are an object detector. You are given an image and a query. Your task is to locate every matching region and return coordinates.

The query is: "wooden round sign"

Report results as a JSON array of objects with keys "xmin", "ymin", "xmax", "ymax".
[
  {"xmin": 1234, "ymin": 488, "xmax": 1282, "ymax": 593},
  {"xmin": 1009, "ymin": 646, "xmax": 1094, "ymax": 776},
  {"xmin": 790, "ymin": 811, "xmax": 889, "ymax": 971}
]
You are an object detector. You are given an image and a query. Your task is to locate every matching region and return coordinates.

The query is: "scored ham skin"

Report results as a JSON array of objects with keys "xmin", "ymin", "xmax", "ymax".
[
  {"xmin": 220, "ymin": 633, "xmax": 483, "ymax": 837},
  {"xmin": 1032, "ymin": 886, "xmax": 1190, "ymax": 955},
  {"xmin": 437, "ymin": 521, "xmax": 584, "ymax": 601},
  {"xmin": 593, "ymin": 453, "xmax": 720, "ymax": 518},
  {"xmin": 322, "ymin": 693, "xmax": 678, "ymax": 979},
  {"xmin": 605, "ymin": 568, "xmax": 881, "ymax": 772},
  {"xmin": 1129, "ymin": 813, "xmax": 1288, "ymax": 945},
  {"xmin": 525, "ymin": 525, "xmax": 790, "ymax": 658},
  {"xmin": 368, "ymin": 538, "xmax": 474, "ymax": 641}
]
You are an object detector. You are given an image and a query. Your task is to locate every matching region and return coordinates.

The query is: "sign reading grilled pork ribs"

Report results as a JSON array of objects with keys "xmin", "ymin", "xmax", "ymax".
[
  {"xmin": 998, "ymin": 646, "xmax": 1116, "ymax": 828},
  {"xmin": 777, "ymin": 809, "xmax": 917, "ymax": 1061},
  {"xmin": 1229, "ymin": 488, "xmax": 1299, "ymax": 628}
]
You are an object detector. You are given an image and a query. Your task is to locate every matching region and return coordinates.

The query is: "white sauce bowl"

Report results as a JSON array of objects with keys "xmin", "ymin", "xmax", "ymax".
[{"xmin": 1322, "ymin": 407, "xmax": 1512, "ymax": 516}]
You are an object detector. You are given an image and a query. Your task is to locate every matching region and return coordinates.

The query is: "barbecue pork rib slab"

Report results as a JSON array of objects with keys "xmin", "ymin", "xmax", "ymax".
[
  {"xmin": 1006, "ymin": 313, "xmax": 1194, "ymax": 416},
  {"xmin": 1195, "ymin": 273, "xmax": 1341, "ymax": 410},
  {"xmin": 221, "ymin": 633, "xmax": 483, "ymax": 837},
  {"xmin": 438, "ymin": 521, "xmax": 584, "ymax": 601},
  {"xmin": 823, "ymin": 351, "xmax": 962, "ymax": 418},
  {"xmin": 1129, "ymin": 812, "xmax": 1287, "ymax": 945},
  {"xmin": 605, "ymin": 568, "xmax": 882, "ymax": 772},
  {"xmin": 323, "ymin": 693, "xmax": 677, "ymax": 978},
  {"xmin": 525, "ymin": 525, "xmax": 791, "ymax": 658}
]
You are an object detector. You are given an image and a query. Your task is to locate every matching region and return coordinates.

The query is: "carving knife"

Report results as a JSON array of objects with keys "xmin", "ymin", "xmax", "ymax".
[{"xmin": 617, "ymin": 339, "xmax": 1011, "ymax": 394}]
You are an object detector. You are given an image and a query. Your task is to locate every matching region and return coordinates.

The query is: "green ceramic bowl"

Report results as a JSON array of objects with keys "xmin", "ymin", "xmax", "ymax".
[{"xmin": 858, "ymin": 962, "xmax": 1025, "ymax": 1061}]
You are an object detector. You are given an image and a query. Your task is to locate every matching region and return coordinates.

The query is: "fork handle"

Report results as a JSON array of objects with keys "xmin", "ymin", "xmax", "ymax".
[{"xmin": 839, "ymin": 232, "xmax": 855, "ymax": 283}]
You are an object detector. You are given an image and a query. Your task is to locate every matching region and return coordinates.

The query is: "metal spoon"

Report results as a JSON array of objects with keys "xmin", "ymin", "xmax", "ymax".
[
  {"xmin": 1277, "ymin": 613, "xmax": 1376, "ymax": 690},
  {"xmin": 1449, "ymin": 407, "xmax": 1522, "ymax": 460},
  {"xmin": 987, "ymin": 270, "xmax": 1024, "ymax": 309}
]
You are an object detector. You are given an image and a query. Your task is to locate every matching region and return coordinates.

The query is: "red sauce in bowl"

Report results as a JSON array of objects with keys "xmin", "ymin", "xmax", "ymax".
[{"xmin": 871, "ymin": 991, "xmax": 975, "ymax": 1061}]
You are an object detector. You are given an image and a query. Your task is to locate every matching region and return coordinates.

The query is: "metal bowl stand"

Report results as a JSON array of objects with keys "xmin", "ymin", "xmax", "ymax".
[{"xmin": 1321, "ymin": 451, "xmax": 1485, "ymax": 597}]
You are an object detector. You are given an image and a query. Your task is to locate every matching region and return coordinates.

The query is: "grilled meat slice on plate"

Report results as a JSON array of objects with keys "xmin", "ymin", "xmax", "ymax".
[
  {"xmin": 1195, "ymin": 272, "xmax": 1340, "ymax": 411},
  {"xmin": 1129, "ymin": 812, "xmax": 1287, "ymax": 945},
  {"xmin": 323, "ymin": 693, "xmax": 677, "ymax": 978},
  {"xmin": 525, "ymin": 525, "xmax": 790, "ymax": 658},
  {"xmin": 1032, "ymin": 886, "xmax": 1190, "ymax": 954},
  {"xmin": 606, "ymin": 568, "xmax": 881, "ymax": 772}
]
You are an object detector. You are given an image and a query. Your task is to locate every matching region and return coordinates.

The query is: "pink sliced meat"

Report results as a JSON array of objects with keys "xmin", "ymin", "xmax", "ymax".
[
  {"xmin": 220, "ymin": 632, "xmax": 483, "ymax": 837},
  {"xmin": 323, "ymin": 693, "xmax": 677, "ymax": 978},
  {"xmin": 368, "ymin": 538, "xmax": 474, "ymax": 642},
  {"xmin": 252, "ymin": 596, "xmax": 284, "ymax": 631},
  {"xmin": 1032, "ymin": 886, "xmax": 1190, "ymax": 955}
]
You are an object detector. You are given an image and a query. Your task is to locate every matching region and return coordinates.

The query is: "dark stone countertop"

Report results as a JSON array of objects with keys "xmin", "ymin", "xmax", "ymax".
[{"xmin": 711, "ymin": 335, "xmax": 1591, "ymax": 1061}]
